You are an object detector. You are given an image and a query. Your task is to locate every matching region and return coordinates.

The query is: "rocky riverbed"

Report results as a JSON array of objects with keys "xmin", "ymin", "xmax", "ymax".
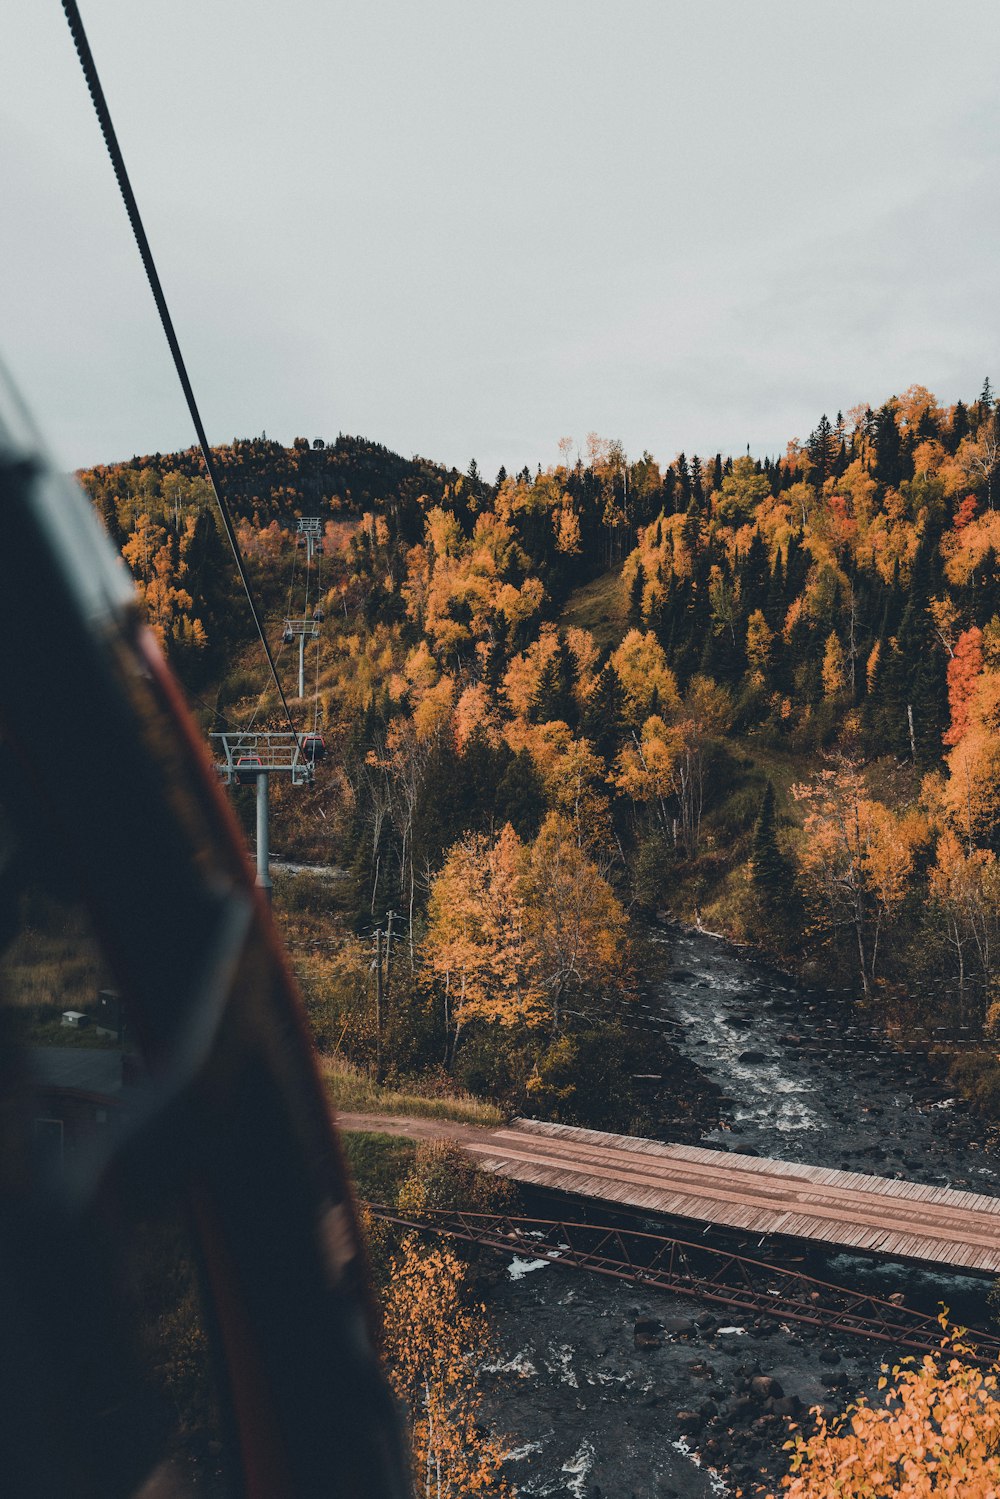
[{"xmin": 479, "ymin": 926, "xmax": 1000, "ymax": 1497}]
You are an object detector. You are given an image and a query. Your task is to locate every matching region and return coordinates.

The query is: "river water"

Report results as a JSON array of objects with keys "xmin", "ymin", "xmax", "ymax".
[{"xmin": 481, "ymin": 926, "xmax": 1000, "ymax": 1498}]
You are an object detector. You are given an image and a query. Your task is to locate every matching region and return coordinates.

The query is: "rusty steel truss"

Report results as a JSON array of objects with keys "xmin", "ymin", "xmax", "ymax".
[{"xmin": 365, "ymin": 1204, "xmax": 1000, "ymax": 1367}]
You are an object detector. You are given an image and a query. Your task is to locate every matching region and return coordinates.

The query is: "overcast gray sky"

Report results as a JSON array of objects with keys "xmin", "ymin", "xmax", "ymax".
[{"xmin": 2, "ymin": 1, "xmax": 998, "ymax": 478}]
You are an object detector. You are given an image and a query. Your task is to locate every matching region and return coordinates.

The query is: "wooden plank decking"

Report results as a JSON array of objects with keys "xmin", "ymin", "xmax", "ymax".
[{"xmin": 338, "ymin": 1111, "xmax": 1000, "ymax": 1276}]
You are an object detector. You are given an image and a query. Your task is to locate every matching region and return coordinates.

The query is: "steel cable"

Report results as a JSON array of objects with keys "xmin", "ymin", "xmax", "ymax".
[{"xmin": 61, "ymin": 0, "xmax": 298, "ymax": 739}]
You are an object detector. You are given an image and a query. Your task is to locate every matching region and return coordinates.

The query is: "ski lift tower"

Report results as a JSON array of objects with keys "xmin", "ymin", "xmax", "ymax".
[
  {"xmin": 211, "ymin": 732, "xmax": 313, "ymax": 900},
  {"xmin": 282, "ymin": 615, "xmax": 320, "ymax": 698},
  {"xmin": 296, "ymin": 515, "xmax": 323, "ymax": 561},
  {"xmin": 286, "ymin": 517, "xmax": 325, "ymax": 697}
]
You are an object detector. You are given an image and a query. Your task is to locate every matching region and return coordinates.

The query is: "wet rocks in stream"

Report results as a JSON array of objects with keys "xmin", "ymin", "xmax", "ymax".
[
  {"xmin": 478, "ymin": 927, "xmax": 1000, "ymax": 1494},
  {"xmin": 481, "ymin": 1262, "xmax": 874, "ymax": 1497}
]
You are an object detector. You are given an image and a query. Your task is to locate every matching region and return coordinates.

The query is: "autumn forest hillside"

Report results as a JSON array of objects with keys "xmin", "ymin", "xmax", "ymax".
[{"xmin": 79, "ymin": 380, "xmax": 1000, "ymax": 1124}]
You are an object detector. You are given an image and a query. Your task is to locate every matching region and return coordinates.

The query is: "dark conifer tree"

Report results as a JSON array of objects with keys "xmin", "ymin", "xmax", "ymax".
[
  {"xmin": 676, "ymin": 453, "xmax": 691, "ymax": 507},
  {"xmin": 766, "ymin": 548, "xmax": 785, "ymax": 627},
  {"xmin": 751, "ymin": 782, "xmax": 797, "ymax": 924},
  {"xmin": 530, "ymin": 634, "xmax": 578, "ymax": 726},
  {"xmin": 681, "ymin": 497, "xmax": 702, "ymax": 556},
  {"xmin": 740, "ymin": 531, "xmax": 770, "ymax": 615},
  {"xmin": 808, "ymin": 413, "xmax": 836, "ymax": 483},
  {"xmin": 483, "ymin": 617, "xmax": 509, "ymax": 694},
  {"xmin": 495, "ymin": 749, "xmax": 545, "ymax": 839},
  {"xmin": 582, "ymin": 663, "xmax": 626, "ymax": 763},
  {"xmin": 879, "ymin": 536, "xmax": 947, "ymax": 764},
  {"xmin": 949, "ymin": 401, "xmax": 969, "ymax": 453},
  {"xmin": 691, "ymin": 455, "xmax": 704, "ymax": 505},
  {"xmin": 874, "ymin": 403, "xmax": 904, "ymax": 487}
]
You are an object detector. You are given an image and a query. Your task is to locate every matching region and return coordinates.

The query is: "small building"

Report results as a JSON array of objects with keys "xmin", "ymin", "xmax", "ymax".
[
  {"xmin": 60, "ymin": 1010, "xmax": 89, "ymax": 1028},
  {"xmin": 27, "ymin": 1047, "xmax": 128, "ymax": 1170}
]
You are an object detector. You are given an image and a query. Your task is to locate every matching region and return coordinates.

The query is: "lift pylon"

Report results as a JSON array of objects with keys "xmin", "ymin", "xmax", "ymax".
[
  {"xmin": 211, "ymin": 731, "xmax": 314, "ymax": 899},
  {"xmin": 282, "ymin": 616, "xmax": 321, "ymax": 697},
  {"xmin": 296, "ymin": 516, "xmax": 323, "ymax": 562}
]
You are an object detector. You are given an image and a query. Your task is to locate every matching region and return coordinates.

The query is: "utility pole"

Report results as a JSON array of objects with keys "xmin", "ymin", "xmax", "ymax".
[{"xmin": 374, "ymin": 924, "xmax": 385, "ymax": 1084}]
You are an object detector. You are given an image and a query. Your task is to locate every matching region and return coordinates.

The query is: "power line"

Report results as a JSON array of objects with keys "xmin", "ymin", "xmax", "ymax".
[{"xmin": 60, "ymin": 0, "xmax": 298, "ymax": 738}]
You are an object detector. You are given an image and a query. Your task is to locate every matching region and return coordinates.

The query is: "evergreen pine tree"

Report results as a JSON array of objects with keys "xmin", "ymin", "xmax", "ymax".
[
  {"xmin": 949, "ymin": 400, "xmax": 969, "ymax": 453},
  {"xmin": 582, "ymin": 663, "xmax": 626, "ymax": 763},
  {"xmin": 750, "ymin": 782, "xmax": 796, "ymax": 924},
  {"xmin": 690, "ymin": 455, "xmax": 704, "ymax": 505},
  {"xmin": 808, "ymin": 413, "xmax": 836, "ymax": 483},
  {"xmin": 530, "ymin": 634, "xmax": 578, "ymax": 726},
  {"xmin": 675, "ymin": 453, "xmax": 691, "ymax": 506},
  {"xmin": 495, "ymin": 749, "xmax": 545, "ymax": 839}
]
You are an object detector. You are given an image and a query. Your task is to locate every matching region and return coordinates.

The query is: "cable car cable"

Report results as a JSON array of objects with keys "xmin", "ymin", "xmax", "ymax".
[{"xmin": 60, "ymin": 0, "xmax": 298, "ymax": 741}]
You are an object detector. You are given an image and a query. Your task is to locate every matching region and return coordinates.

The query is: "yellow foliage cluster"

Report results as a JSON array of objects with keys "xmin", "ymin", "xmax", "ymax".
[
  {"xmin": 423, "ymin": 814, "xmax": 630, "ymax": 1040},
  {"xmin": 122, "ymin": 511, "xmax": 207, "ymax": 652},
  {"xmin": 382, "ymin": 1235, "xmax": 514, "ymax": 1498},
  {"xmin": 775, "ymin": 1330, "xmax": 1000, "ymax": 1499}
]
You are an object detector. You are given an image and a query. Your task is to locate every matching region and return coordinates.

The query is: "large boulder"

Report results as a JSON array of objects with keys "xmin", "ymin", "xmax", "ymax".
[{"xmin": 750, "ymin": 1374, "xmax": 784, "ymax": 1401}]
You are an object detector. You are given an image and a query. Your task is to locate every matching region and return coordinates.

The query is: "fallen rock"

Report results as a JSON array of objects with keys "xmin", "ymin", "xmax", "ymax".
[
  {"xmin": 738, "ymin": 1049, "xmax": 767, "ymax": 1063},
  {"xmin": 675, "ymin": 1408, "xmax": 702, "ymax": 1434},
  {"xmin": 819, "ymin": 1347, "xmax": 841, "ymax": 1366},
  {"xmin": 750, "ymin": 1374, "xmax": 784, "ymax": 1401},
  {"xmin": 632, "ymin": 1319, "xmax": 665, "ymax": 1355}
]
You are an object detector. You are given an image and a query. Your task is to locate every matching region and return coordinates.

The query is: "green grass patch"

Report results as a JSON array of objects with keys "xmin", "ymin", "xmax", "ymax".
[
  {"xmin": 322, "ymin": 1056, "xmax": 504, "ymax": 1126},
  {"xmin": 341, "ymin": 1130, "xmax": 416, "ymax": 1203},
  {"xmin": 559, "ymin": 565, "xmax": 626, "ymax": 651}
]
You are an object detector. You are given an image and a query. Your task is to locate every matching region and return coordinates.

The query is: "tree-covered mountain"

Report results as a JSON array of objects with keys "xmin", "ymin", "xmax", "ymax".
[{"xmin": 78, "ymin": 380, "xmax": 1000, "ymax": 1115}]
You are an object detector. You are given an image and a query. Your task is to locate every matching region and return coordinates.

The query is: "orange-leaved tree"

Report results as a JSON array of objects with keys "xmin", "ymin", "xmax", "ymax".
[
  {"xmin": 520, "ymin": 812, "xmax": 631, "ymax": 1032},
  {"xmin": 772, "ymin": 1324, "xmax": 1000, "ymax": 1498},
  {"xmin": 422, "ymin": 824, "xmax": 546, "ymax": 1061},
  {"xmin": 793, "ymin": 761, "xmax": 926, "ymax": 999},
  {"xmin": 423, "ymin": 816, "xmax": 630, "ymax": 1051},
  {"xmin": 383, "ymin": 1234, "xmax": 514, "ymax": 1498}
]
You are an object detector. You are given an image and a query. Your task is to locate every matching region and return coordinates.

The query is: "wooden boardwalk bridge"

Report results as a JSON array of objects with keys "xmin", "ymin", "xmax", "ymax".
[{"xmin": 338, "ymin": 1112, "xmax": 1000, "ymax": 1276}]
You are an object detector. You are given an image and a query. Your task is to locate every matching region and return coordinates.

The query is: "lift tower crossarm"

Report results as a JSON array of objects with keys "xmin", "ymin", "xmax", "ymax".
[{"xmin": 211, "ymin": 731, "xmax": 314, "ymax": 898}]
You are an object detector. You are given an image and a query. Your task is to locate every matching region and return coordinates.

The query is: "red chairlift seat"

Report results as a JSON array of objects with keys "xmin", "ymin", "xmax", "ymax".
[
  {"xmin": 234, "ymin": 753, "xmax": 264, "ymax": 784},
  {"xmin": 301, "ymin": 732, "xmax": 326, "ymax": 762}
]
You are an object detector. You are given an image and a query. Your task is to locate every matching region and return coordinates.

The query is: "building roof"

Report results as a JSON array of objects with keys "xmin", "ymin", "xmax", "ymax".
[{"xmin": 27, "ymin": 1046, "xmax": 123, "ymax": 1095}]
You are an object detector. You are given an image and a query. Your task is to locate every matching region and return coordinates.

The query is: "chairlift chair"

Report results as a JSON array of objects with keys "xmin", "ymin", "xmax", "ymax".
[
  {"xmin": 301, "ymin": 732, "xmax": 326, "ymax": 762},
  {"xmin": 234, "ymin": 753, "xmax": 264, "ymax": 784}
]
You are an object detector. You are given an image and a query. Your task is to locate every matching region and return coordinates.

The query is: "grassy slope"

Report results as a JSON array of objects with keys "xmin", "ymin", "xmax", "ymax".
[
  {"xmin": 341, "ymin": 1129, "xmax": 416, "ymax": 1203},
  {"xmin": 322, "ymin": 1056, "xmax": 504, "ymax": 1126},
  {"xmin": 559, "ymin": 563, "xmax": 627, "ymax": 651}
]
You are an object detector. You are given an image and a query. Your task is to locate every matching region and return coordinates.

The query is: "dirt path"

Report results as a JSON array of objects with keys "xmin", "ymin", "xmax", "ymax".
[{"xmin": 335, "ymin": 1109, "xmax": 491, "ymax": 1145}]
